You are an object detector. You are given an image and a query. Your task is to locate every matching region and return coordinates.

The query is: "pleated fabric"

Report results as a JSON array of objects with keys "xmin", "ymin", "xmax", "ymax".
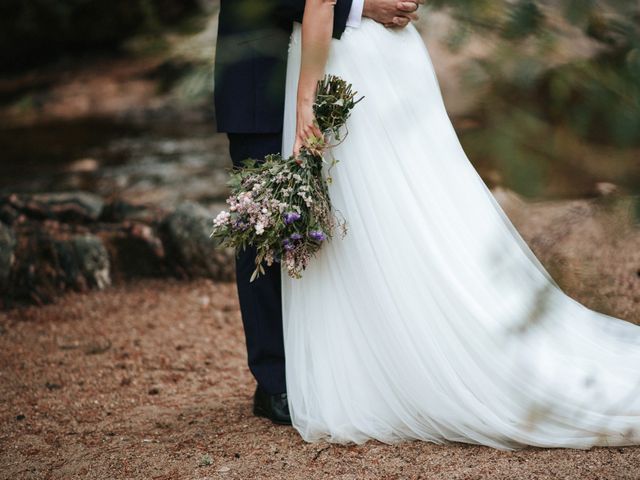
[{"xmin": 281, "ymin": 19, "xmax": 640, "ymax": 450}]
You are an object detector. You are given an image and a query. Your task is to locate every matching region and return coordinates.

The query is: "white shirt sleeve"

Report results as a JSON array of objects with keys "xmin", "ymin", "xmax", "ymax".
[{"xmin": 346, "ymin": 0, "xmax": 364, "ymax": 28}]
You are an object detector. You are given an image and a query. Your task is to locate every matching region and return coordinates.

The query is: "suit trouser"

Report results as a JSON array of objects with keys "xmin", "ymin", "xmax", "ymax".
[{"xmin": 227, "ymin": 132, "xmax": 286, "ymax": 395}]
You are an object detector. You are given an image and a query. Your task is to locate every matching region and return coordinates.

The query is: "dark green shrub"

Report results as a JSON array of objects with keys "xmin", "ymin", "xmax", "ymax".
[{"xmin": 0, "ymin": 0, "xmax": 204, "ymax": 71}]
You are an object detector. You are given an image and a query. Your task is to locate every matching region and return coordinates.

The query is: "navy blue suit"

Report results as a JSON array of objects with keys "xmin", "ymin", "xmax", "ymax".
[{"xmin": 215, "ymin": 0, "xmax": 353, "ymax": 394}]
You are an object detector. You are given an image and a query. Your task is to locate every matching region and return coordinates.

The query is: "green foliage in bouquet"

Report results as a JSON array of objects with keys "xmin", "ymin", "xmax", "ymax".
[{"xmin": 211, "ymin": 75, "xmax": 362, "ymax": 281}]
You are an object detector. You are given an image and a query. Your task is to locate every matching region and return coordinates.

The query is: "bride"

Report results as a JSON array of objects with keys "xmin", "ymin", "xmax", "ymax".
[{"xmin": 280, "ymin": 0, "xmax": 640, "ymax": 450}]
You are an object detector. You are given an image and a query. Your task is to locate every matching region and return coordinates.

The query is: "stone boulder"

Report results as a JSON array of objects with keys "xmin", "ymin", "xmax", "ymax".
[
  {"xmin": 57, "ymin": 235, "xmax": 111, "ymax": 291},
  {"xmin": 0, "ymin": 222, "xmax": 16, "ymax": 290},
  {"xmin": 161, "ymin": 202, "xmax": 234, "ymax": 280},
  {"xmin": 101, "ymin": 199, "xmax": 165, "ymax": 224},
  {"xmin": 5, "ymin": 230, "xmax": 111, "ymax": 307},
  {"xmin": 2, "ymin": 192, "xmax": 105, "ymax": 223},
  {"xmin": 98, "ymin": 222, "xmax": 167, "ymax": 281}
]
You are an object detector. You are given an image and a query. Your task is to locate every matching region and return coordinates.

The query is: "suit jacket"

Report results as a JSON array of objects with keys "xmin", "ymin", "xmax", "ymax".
[{"xmin": 214, "ymin": 0, "xmax": 354, "ymax": 134}]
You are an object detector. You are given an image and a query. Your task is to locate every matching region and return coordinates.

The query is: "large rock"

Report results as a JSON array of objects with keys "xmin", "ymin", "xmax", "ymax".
[
  {"xmin": 0, "ymin": 203, "xmax": 20, "ymax": 225},
  {"xmin": 3, "ymin": 192, "xmax": 105, "ymax": 223},
  {"xmin": 99, "ymin": 223, "xmax": 167, "ymax": 280},
  {"xmin": 101, "ymin": 199, "xmax": 165, "ymax": 224},
  {"xmin": 57, "ymin": 235, "xmax": 111, "ymax": 291},
  {"xmin": 0, "ymin": 222, "xmax": 16, "ymax": 290},
  {"xmin": 6, "ymin": 231, "xmax": 111, "ymax": 307},
  {"xmin": 161, "ymin": 202, "xmax": 234, "ymax": 280}
]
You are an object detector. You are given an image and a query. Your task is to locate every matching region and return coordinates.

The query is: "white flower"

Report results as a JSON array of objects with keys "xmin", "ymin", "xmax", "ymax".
[
  {"xmin": 213, "ymin": 210, "xmax": 231, "ymax": 227},
  {"xmin": 255, "ymin": 222, "xmax": 265, "ymax": 235}
]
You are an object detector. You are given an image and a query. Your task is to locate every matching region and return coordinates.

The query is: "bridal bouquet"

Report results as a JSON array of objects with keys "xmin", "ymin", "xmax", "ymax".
[{"xmin": 211, "ymin": 75, "xmax": 362, "ymax": 281}]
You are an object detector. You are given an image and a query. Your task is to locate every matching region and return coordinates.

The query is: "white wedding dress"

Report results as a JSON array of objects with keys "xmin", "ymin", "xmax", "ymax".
[{"xmin": 280, "ymin": 19, "xmax": 640, "ymax": 450}]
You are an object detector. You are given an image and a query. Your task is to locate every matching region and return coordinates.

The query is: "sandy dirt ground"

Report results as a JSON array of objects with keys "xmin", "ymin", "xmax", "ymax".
[{"xmin": 2, "ymin": 193, "xmax": 640, "ymax": 480}]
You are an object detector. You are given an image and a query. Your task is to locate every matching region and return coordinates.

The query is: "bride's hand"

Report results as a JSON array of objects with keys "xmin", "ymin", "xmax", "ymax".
[
  {"xmin": 363, "ymin": 0, "xmax": 423, "ymax": 29},
  {"xmin": 294, "ymin": 100, "xmax": 323, "ymax": 157}
]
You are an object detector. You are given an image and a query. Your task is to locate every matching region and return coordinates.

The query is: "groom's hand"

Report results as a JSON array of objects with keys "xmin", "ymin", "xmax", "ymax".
[{"xmin": 363, "ymin": 0, "xmax": 424, "ymax": 29}]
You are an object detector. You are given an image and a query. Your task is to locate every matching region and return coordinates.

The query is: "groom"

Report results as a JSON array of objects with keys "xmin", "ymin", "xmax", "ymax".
[{"xmin": 214, "ymin": 0, "xmax": 421, "ymax": 425}]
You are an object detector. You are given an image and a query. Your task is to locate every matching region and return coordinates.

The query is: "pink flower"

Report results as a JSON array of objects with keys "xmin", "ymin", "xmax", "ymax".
[{"xmin": 213, "ymin": 210, "xmax": 231, "ymax": 227}]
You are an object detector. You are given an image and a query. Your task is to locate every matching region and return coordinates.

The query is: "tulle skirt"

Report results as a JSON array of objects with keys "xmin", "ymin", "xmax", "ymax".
[{"xmin": 281, "ymin": 19, "xmax": 640, "ymax": 450}]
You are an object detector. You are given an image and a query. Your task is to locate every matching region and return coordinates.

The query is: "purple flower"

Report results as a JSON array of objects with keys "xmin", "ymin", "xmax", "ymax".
[
  {"xmin": 282, "ymin": 238, "xmax": 295, "ymax": 251},
  {"xmin": 232, "ymin": 219, "xmax": 248, "ymax": 231},
  {"xmin": 290, "ymin": 233, "xmax": 303, "ymax": 241},
  {"xmin": 283, "ymin": 211, "xmax": 301, "ymax": 225},
  {"xmin": 308, "ymin": 230, "xmax": 326, "ymax": 242}
]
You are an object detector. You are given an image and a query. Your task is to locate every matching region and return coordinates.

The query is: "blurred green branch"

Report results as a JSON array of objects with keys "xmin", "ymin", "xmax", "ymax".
[{"xmin": 430, "ymin": 0, "xmax": 640, "ymax": 198}]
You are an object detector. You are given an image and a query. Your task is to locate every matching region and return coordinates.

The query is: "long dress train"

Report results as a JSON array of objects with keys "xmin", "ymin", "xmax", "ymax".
[{"xmin": 281, "ymin": 19, "xmax": 640, "ymax": 450}]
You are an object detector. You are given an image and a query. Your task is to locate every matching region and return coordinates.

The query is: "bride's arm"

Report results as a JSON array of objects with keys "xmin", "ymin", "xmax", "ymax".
[{"xmin": 293, "ymin": 0, "xmax": 336, "ymax": 156}]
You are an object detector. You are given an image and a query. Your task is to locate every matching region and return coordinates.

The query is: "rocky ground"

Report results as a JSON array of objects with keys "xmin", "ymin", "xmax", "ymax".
[
  {"xmin": 0, "ymin": 192, "xmax": 235, "ymax": 308},
  {"xmin": 1, "ymin": 190, "xmax": 640, "ymax": 480}
]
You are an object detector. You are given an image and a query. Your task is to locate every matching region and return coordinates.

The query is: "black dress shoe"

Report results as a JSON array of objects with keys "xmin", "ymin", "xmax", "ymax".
[{"xmin": 253, "ymin": 386, "xmax": 292, "ymax": 425}]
